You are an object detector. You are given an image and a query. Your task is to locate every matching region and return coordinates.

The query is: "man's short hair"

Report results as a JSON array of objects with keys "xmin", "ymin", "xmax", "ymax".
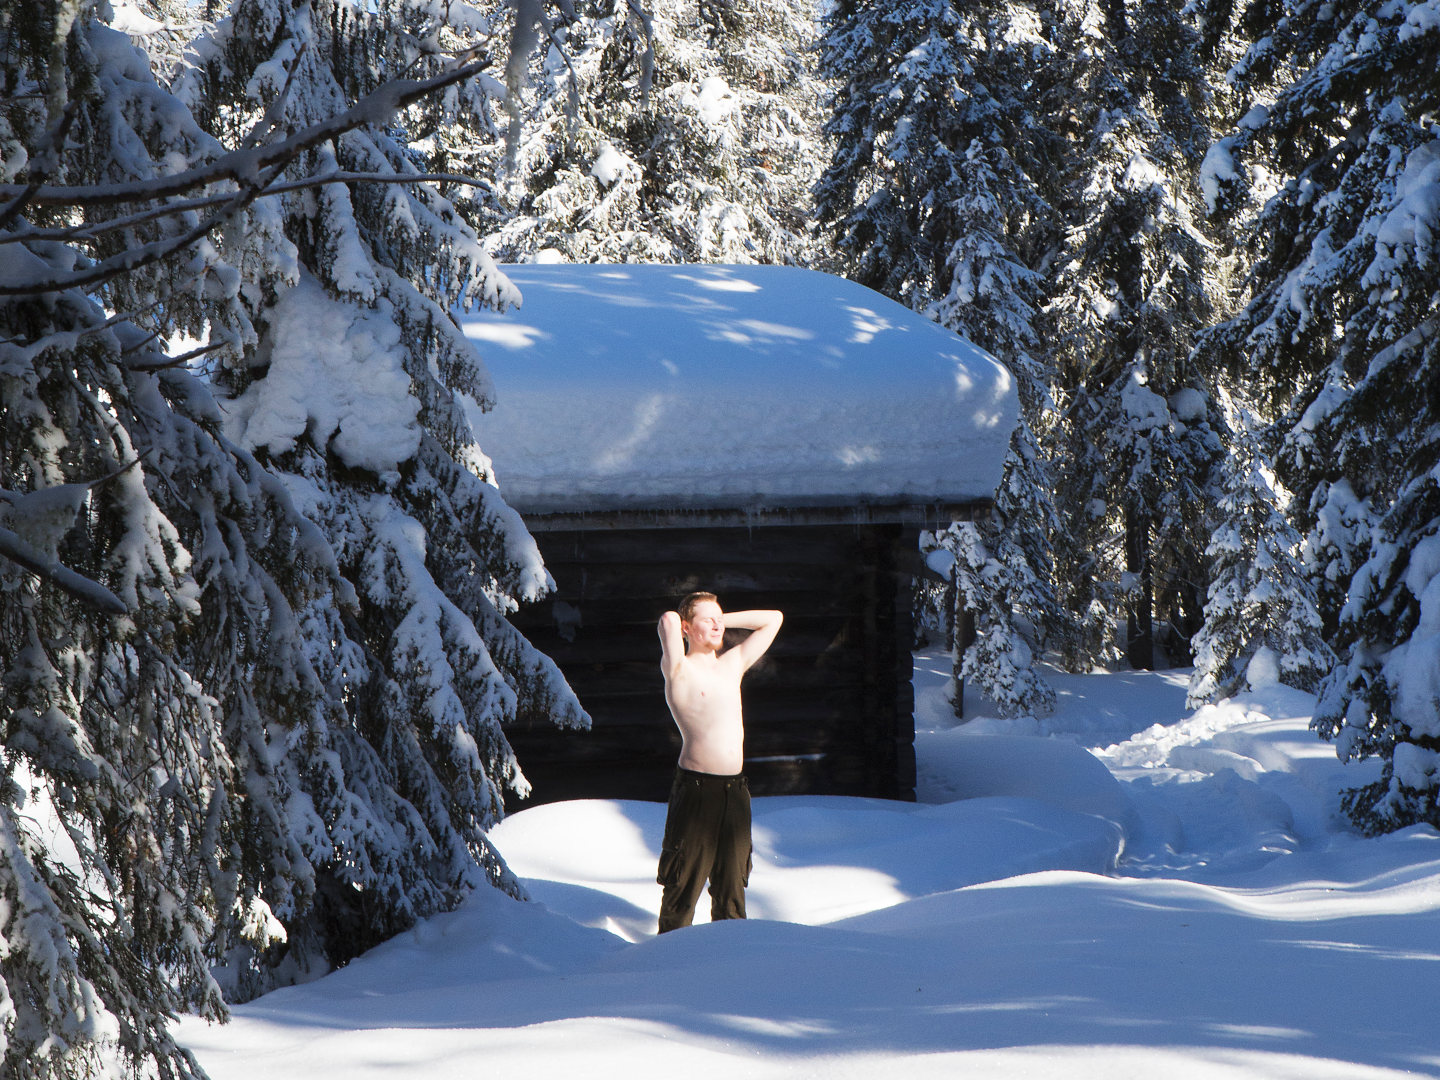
[{"xmin": 678, "ymin": 591, "xmax": 719, "ymax": 622}]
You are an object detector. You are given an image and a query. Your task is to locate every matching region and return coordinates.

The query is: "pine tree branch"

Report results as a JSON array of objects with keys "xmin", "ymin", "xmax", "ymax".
[
  {"xmin": 0, "ymin": 100, "xmax": 80, "ymax": 233},
  {"xmin": 1362, "ymin": 315, "xmax": 1439, "ymax": 382},
  {"xmin": 0, "ymin": 526, "xmax": 128, "ymax": 615},
  {"xmin": 121, "ymin": 339, "xmax": 227, "ymax": 372},
  {"xmin": 0, "ymin": 162, "xmax": 288, "ymax": 297},
  {"xmin": 0, "ymin": 54, "xmax": 492, "ymax": 298},
  {"xmin": 237, "ymin": 42, "xmax": 308, "ymax": 153},
  {"xmin": 0, "ymin": 54, "xmax": 491, "ymax": 211},
  {"xmin": 0, "ymin": 170, "xmax": 493, "ymax": 249},
  {"xmin": 0, "ymin": 459, "xmax": 146, "ymax": 614}
]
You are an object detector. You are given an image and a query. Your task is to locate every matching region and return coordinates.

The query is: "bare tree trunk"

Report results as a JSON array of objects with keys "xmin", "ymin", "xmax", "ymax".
[{"xmin": 1125, "ymin": 505, "xmax": 1154, "ymax": 670}]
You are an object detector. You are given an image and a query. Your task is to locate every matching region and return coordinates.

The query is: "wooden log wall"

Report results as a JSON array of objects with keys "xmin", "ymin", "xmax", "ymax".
[{"xmin": 504, "ymin": 521, "xmax": 920, "ymax": 808}]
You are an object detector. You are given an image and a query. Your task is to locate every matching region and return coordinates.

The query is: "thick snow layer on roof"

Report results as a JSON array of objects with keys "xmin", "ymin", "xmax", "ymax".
[{"xmin": 455, "ymin": 264, "xmax": 1017, "ymax": 513}]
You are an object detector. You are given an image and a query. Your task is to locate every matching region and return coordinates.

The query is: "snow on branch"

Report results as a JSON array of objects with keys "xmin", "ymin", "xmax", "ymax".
[
  {"xmin": 0, "ymin": 525, "xmax": 127, "ymax": 615},
  {"xmin": 0, "ymin": 55, "xmax": 494, "ymax": 297},
  {"xmin": 0, "ymin": 55, "xmax": 491, "ymax": 210},
  {"xmin": 0, "ymin": 460, "xmax": 150, "ymax": 615},
  {"xmin": 0, "ymin": 170, "xmax": 494, "ymax": 250},
  {"xmin": 503, "ymin": 0, "xmax": 653, "ymax": 167},
  {"xmin": 0, "ymin": 99, "xmax": 79, "ymax": 233},
  {"xmin": 1362, "ymin": 315, "xmax": 1439, "ymax": 382}
]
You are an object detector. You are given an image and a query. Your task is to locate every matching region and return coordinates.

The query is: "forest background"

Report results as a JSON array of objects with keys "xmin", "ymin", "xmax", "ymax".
[{"xmin": 0, "ymin": 0, "xmax": 1436, "ymax": 1077}]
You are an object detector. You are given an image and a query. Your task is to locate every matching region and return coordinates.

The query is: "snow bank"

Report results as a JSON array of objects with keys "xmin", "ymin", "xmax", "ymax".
[
  {"xmin": 454, "ymin": 264, "xmax": 1017, "ymax": 512},
  {"xmin": 1093, "ymin": 681, "xmax": 1383, "ymax": 874},
  {"xmin": 179, "ymin": 658, "xmax": 1439, "ymax": 1080},
  {"xmin": 491, "ymin": 794, "xmax": 1124, "ymax": 938},
  {"xmin": 914, "ymin": 733, "xmax": 1137, "ymax": 835}
]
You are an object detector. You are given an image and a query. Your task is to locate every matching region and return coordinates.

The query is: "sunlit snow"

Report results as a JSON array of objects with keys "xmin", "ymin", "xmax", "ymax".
[
  {"xmin": 454, "ymin": 264, "xmax": 1017, "ymax": 512},
  {"xmin": 178, "ymin": 652, "xmax": 1440, "ymax": 1080}
]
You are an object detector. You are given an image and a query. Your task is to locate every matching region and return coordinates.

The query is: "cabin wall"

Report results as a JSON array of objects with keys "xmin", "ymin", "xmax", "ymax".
[{"xmin": 504, "ymin": 521, "xmax": 921, "ymax": 808}]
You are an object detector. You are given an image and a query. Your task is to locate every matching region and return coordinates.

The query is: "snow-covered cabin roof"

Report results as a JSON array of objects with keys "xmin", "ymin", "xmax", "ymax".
[{"xmin": 455, "ymin": 264, "xmax": 1016, "ymax": 515}]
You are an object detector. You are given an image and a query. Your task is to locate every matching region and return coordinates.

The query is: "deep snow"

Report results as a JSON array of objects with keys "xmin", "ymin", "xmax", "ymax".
[{"xmin": 178, "ymin": 652, "xmax": 1440, "ymax": 1079}]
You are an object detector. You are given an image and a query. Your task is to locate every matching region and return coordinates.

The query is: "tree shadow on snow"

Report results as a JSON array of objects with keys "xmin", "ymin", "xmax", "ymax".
[{"xmin": 229, "ymin": 807, "xmax": 1440, "ymax": 1078}]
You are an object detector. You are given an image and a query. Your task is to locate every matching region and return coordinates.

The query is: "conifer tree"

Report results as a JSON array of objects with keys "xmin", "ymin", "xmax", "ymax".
[
  {"xmin": 1188, "ymin": 398, "xmax": 1333, "ymax": 705},
  {"xmin": 816, "ymin": 0, "xmax": 1047, "ymax": 308},
  {"xmin": 923, "ymin": 520, "xmax": 1058, "ymax": 718},
  {"xmin": 817, "ymin": 0, "xmax": 1066, "ymax": 713},
  {"xmin": 174, "ymin": 0, "xmax": 587, "ymax": 982},
  {"xmin": 2, "ymin": 0, "xmax": 584, "ymax": 1072},
  {"xmin": 1196, "ymin": 0, "xmax": 1439, "ymax": 828},
  {"xmin": 1040, "ymin": 0, "xmax": 1222, "ymax": 671},
  {"xmin": 818, "ymin": 0, "xmax": 1225, "ymax": 685},
  {"xmin": 480, "ymin": 0, "xmax": 829, "ymax": 265},
  {"xmin": 1, "ymin": 7, "xmax": 304, "ymax": 1072}
]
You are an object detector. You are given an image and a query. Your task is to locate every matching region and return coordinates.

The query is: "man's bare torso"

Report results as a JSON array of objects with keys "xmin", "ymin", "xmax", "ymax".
[
  {"xmin": 658, "ymin": 599, "xmax": 783, "ymax": 776},
  {"xmin": 666, "ymin": 650, "xmax": 747, "ymax": 774}
]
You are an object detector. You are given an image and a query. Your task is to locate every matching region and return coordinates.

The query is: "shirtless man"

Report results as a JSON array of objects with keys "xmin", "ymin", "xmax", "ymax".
[{"xmin": 655, "ymin": 592, "xmax": 782, "ymax": 933}]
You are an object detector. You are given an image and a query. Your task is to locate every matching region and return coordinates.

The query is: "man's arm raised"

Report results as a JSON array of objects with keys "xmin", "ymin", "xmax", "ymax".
[
  {"xmin": 726, "ymin": 609, "xmax": 783, "ymax": 670},
  {"xmin": 658, "ymin": 610, "xmax": 686, "ymax": 680}
]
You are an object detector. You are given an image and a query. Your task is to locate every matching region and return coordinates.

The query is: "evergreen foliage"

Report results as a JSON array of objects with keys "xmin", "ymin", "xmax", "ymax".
[
  {"xmin": 817, "ymin": 0, "xmax": 1221, "ymax": 703},
  {"xmin": 478, "ymin": 0, "xmax": 830, "ymax": 265},
  {"xmin": 1187, "ymin": 396, "xmax": 1333, "ymax": 705},
  {"xmin": 1039, "ymin": 0, "xmax": 1222, "ymax": 672},
  {"xmin": 1197, "ymin": 0, "xmax": 1440, "ymax": 831},
  {"xmin": 3, "ymin": 0, "xmax": 1440, "ymax": 1069},
  {"xmin": 923, "ymin": 521, "xmax": 1058, "ymax": 718},
  {"xmin": 816, "ymin": 0, "xmax": 1066, "ymax": 715},
  {"xmin": 175, "ymin": 0, "xmax": 588, "ymax": 985},
  {"xmin": 816, "ymin": 0, "xmax": 1057, "ymax": 312},
  {"xmin": 1, "ymin": 1, "xmax": 582, "ymax": 1074},
  {"xmin": 2, "ymin": 11, "xmax": 294, "ymax": 1072}
]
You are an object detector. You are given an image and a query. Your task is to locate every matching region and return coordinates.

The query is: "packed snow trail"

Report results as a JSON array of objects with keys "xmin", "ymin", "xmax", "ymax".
[{"xmin": 178, "ymin": 655, "xmax": 1440, "ymax": 1079}]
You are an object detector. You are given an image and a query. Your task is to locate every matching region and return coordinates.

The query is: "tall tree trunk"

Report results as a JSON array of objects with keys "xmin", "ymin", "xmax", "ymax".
[
  {"xmin": 1125, "ymin": 505, "xmax": 1154, "ymax": 669},
  {"xmin": 952, "ymin": 595, "xmax": 977, "ymax": 721}
]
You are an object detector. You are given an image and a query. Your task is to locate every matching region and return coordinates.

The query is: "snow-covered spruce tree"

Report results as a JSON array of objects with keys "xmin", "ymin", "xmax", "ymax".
[
  {"xmin": 2, "ymin": 3, "xmax": 584, "ymax": 1072},
  {"xmin": 927, "ymin": 52, "xmax": 1069, "ymax": 698},
  {"xmin": 923, "ymin": 520, "xmax": 1057, "ymax": 718},
  {"xmin": 1039, "ymin": 0, "xmax": 1222, "ymax": 671},
  {"xmin": 1195, "ymin": 0, "xmax": 1439, "ymax": 830},
  {"xmin": 478, "ymin": 0, "xmax": 830, "ymax": 264},
  {"xmin": 816, "ymin": 0, "xmax": 1065, "ymax": 713},
  {"xmin": 816, "ymin": 0, "xmax": 1054, "ymax": 309},
  {"xmin": 0, "ymin": 6, "xmax": 309, "ymax": 1073},
  {"xmin": 1187, "ymin": 396, "xmax": 1333, "ymax": 706},
  {"xmin": 174, "ymin": 0, "xmax": 587, "ymax": 983},
  {"xmin": 930, "ymin": 125, "xmax": 1065, "ymax": 714},
  {"xmin": 0, "ymin": 296, "xmax": 227, "ymax": 1080},
  {"xmin": 1181, "ymin": 0, "xmax": 1326, "ymax": 706}
]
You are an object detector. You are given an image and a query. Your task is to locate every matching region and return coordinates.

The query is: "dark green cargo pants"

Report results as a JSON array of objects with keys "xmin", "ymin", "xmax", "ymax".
[{"xmin": 656, "ymin": 768, "xmax": 752, "ymax": 933}]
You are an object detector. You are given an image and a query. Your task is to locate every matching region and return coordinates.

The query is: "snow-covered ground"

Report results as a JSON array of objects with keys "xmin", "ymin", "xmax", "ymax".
[{"xmin": 178, "ymin": 652, "xmax": 1440, "ymax": 1079}]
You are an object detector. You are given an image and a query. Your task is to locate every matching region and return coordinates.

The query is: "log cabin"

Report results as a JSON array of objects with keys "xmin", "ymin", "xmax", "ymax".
[{"xmin": 454, "ymin": 263, "xmax": 1017, "ymax": 807}]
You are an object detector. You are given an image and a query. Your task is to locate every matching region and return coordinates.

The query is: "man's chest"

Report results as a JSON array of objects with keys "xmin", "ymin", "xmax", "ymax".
[{"xmin": 671, "ymin": 662, "xmax": 742, "ymax": 711}]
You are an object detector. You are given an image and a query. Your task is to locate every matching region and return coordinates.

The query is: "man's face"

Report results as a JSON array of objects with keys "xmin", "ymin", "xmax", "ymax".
[{"xmin": 682, "ymin": 600, "xmax": 725, "ymax": 650}]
